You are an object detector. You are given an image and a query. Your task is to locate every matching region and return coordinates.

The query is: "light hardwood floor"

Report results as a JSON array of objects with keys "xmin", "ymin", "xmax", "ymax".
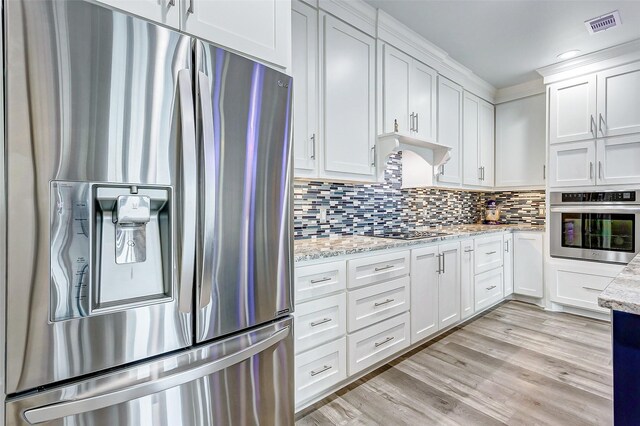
[{"xmin": 296, "ymin": 301, "xmax": 612, "ymax": 426}]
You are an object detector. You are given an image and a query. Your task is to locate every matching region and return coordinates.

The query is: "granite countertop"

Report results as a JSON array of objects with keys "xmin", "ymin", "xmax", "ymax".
[
  {"xmin": 599, "ymin": 253, "xmax": 640, "ymax": 314},
  {"xmin": 294, "ymin": 223, "xmax": 545, "ymax": 262}
]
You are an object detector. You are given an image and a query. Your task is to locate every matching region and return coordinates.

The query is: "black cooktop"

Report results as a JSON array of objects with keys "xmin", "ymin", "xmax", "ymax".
[{"xmin": 369, "ymin": 230, "xmax": 449, "ymax": 240}]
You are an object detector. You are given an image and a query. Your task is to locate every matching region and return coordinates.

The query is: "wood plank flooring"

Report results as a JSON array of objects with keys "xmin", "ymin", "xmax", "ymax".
[{"xmin": 296, "ymin": 301, "xmax": 612, "ymax": 426}]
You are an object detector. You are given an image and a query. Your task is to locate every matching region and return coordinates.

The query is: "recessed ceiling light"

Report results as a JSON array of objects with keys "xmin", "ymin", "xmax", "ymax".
[{"xmin": 557, "ymin": 50, "xmax": 581, "ymax": 60}]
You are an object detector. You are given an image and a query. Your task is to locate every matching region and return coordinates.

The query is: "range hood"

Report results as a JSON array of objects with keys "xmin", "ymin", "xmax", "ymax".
[{"xmin": 376, "ymin": 132, "xmax": 452, "ymax": 186}]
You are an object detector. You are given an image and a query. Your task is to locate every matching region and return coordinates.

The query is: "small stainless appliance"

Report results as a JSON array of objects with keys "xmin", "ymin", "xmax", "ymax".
[{"xmin": 550, "ymin": 190, "xmax": 640, "ymax": 264}]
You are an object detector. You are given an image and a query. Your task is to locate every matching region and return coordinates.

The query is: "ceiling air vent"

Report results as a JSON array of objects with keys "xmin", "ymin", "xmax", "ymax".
[{"xmin": 585, "ymin": 10, "xmax": 621, "ymax": 34}]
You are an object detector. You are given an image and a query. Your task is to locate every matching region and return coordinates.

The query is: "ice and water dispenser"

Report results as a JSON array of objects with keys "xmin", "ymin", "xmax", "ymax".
[{"xmin": 50, "ymin": 181, "xmax": 174, "ymax": 321}]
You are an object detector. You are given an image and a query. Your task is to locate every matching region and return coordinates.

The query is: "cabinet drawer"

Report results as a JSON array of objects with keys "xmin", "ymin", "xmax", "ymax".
[
  {"xmin": 295, "ymin": 260, "xmax": 346, "ymax": 303},
  {"xmin": 475, "ymin": 268, "xmax": 504, "ymax": 311},
  {"xmin": 348, "ymin": 251, "xmax": 410, "ymax": 289},
  {"xmin": 347, "ymin": 276, "xmax": 410, "ymax": 333},
  {"xmin": 347, "ymin": 312, "xmax": 410, "ymax": 375},
  {"xmin": 474, "ymin": 235, "xmax": 504, "ymax": 274},
  {"xmin": 553, "ymin": 269, "xmax": 613, "ymax": 312},
  {"xmin": 295, "ymin": 293, "xmax": 347, "ymax": 354},
  {"xmin": 295, "ymin": 337, "xmax": 347, "ymax": 406}
]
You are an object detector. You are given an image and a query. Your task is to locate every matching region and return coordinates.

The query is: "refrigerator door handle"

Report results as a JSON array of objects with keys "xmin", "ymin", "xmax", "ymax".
[
  {"xmin": 23, "ymin": 326, "xmax": 291, "ymax": 424},
  {"xmin": 177, "ymin": 69, "xmax": 197, "ymax": 313},
  {"xmin": 197, "ymin": 71, "xmax": 216, "ymax": 309}
]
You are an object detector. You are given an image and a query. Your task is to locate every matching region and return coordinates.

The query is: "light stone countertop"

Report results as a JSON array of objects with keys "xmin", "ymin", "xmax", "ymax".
[
  {"xmin": 294, "ymin": 223, "xmax": 545, "ymax": 263},
  {"xmin": 599, "ymin": 252, "xmax": 640, "ymax": 314}
]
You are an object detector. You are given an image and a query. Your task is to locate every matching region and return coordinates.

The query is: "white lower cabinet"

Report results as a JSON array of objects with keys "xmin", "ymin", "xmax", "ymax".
[
  {"xmin": 474, "ymin": 235, "xmax": 504, "ymax": 274},
  {"xmin": 294, "ymin": 293, "xmax": 347, "ymax": 354},
  {"xmin": 295, "ymin": 337, "xmax": 347, "ymax": 407},
  {"xmin": 513, "ymin": 232, "xmax": 544, "ymax": 297},
  {"xmin": 475, "ymin": 268, "xmax": 504, "ymax": 311},
  {"xmin": 503, "ymin": 233, "xmax": 514, "ymax": 297},
  {"xmin": 347, "ymin": 312, "xmax": 410, "ymax": 375},
  {"xmin": 347, "ymin": 276, "xmax": 410, "ymax": 333},
  {"xmin": 295, "ymin": 260, "xmax": 346, "ymax": 303},
  {"xmin": 460, "ymin": 240, "xmax": 475, "ymax": 320},
  {"xmin": 438, "ymin": 242, "xmax": 461, "ymax": 329}
]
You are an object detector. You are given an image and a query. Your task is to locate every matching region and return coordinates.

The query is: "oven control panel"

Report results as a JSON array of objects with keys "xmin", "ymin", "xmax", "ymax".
[{"xmin": 561, "ymin": 191, "xmax": 637, "ymax": 203}]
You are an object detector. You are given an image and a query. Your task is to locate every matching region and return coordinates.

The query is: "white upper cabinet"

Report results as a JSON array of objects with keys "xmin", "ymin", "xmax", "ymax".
[
  {"xmin": 292, "ymin": 1, "xmax": 318, "ymax": 176},
  {"xmin": 93, "ymin": 0, "xmax": 180, "ymax": 28},
  {"xmin": 596, "ymin": 135, "xmax": 640, "ymax": 185},
  {"xmin": 463, "ymin": 92, "xmax": 494, "ymax": 187},
  {"xmin": 597, "ymin": 62, "xmax": 640, "ymax": 138},
  {"xmin": 549, "ymin": 141, "xmax": 596, "ymax": 187},
  {"xmin": 182, "ymin": 0, "xmax": 291, "ymax": 69},
  {"xmin": 549, "ymin": 75, "xmax": 597, "ymax": 144},
  {"xmin": 436, "ymin": 77, "xmax": 463, "ymax": 185},
  {"xmin": 381, "ymin": 44, "xmax": 437, "ymax": 141},
  {"xmin": 320, "ymin": 13, "xmax": 376, "ymax": 180},
  {"xmin": 495, "ymin": 94, "xmax": 546, "ymax": 188}
]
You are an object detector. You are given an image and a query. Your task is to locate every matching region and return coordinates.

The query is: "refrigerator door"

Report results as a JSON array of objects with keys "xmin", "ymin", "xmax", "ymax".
[
  {"xmin": 194, "ymin": 42, "xmax": 294, "ymax": 342},
  {"xmin": 5, "ymin": 1, "xmax": 196, "ymax": 393},
  {"xmin": 5, "ymin": 318, "xmax": 294, "ymax": 426}
]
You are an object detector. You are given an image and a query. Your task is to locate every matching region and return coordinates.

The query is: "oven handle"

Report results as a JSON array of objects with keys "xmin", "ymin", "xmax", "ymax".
[{"xmin": 550, "ymin": 206, "xmax": 640, "ymax": 214}]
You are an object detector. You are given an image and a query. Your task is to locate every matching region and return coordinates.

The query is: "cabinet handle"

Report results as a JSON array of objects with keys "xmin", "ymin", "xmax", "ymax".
[
  {"xmin": 486, "ymin": 285, "xmax": 497, "ymax": 290},
  {"xmin": 374, "ymin": 264, "xmax": 394, "ymax": 272},
  {"xmin": 464, "ymin": 248, "xmax": 474, "ymax": 253},
  {"xmin": 415, "ymin": 113, "xmax": 419, "ymax": 133},
  {"xmin": 504, "ymin": 240, "xmax": 509, "ymax": 253},
  {"xmin": 374, "ymin": 336, "xmax": 395, "ymax": 348},
  {"xmin": 374, "ymin": 298, "xmax": 395, "ymax": 307},
  {"xmin": 310, "ymin": 365, "xmax": 332, "ymax": 376},
  {"xmin": 589, "ymin": 162, "xmax": 594, "ymax": 179},
  {"xmin": 436, "ymin": 253, "xmax": 443, "ymax": 274},
  {"xmin": 543, "ymin": 165, "xmax": 546, "ymax": 180},
  {"xmin": 310, "ymin": 318, "xmax": 332, "ymax": 327},
  {"xmin": 440, "ymin": 164, "xmax": 445, "ymax": 175},
  {"xmin": 168, "ymin": 0, "xmax": 175, "ymax": 6},
  {"xmin": 486, "ymin": 251, "xmax": 497, "ymax": 255},
  {"xmin": 599, "ymin": 113, "xmax": 606, "ymax": 134},
  {"xmin": 478, "ymin": 167, "xmax": 482, "ymax": 180},
  {"xmin": 187, "ymin": 0, "xmax": 194, "ymax": 13},
  {"xmin": 310, "ymin": 134, "xmax": 316, "ymax": 159},
  {"xmin": 598, "ymin": 161, "xmax": 603, "ymax": 180},
  {"xmin": 310, "ymin": 277, "xmax": 332, "ymax": 284},
  {"xmin": 590, "ymin": 115, "xmax": 596, "ymax": 137},
  {"xmin": 410, "ymin": 112, "xmax": 415, "ymax": 132},
  {"xmin": 371, "ymin": 146, "xmax": 376, "ymax": 167},
  {"xmin": 582, "ymin": 286, "xmax": 602, "ymax": 292},
  {"xmin": 442, "ymin": 253, "xmax": 445, "ymax": 274}
]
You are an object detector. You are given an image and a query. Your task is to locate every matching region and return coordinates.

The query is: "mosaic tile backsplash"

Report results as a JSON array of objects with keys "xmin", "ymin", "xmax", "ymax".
[{"xmin": 294, "ymin": 153, "xmax": 546, "ymax": 239}]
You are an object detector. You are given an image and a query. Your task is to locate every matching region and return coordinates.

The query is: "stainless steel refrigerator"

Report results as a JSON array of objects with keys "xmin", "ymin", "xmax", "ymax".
[{"xmin": 2, "ymin": 1, "xmax": 294, "ymax": 424}]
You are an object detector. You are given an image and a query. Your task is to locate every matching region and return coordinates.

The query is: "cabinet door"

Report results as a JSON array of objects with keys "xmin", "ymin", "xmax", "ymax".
[
  {"xmin": 411, "ymin": 61, "xmax": 437, "ymax": 142},
  {"xmin": 94, "ymin": 0, "xmax": 180, "ymax": 28},
  {"xmin": 460, "ymin": 240, "xmax": 475, "ymax": 320},
  {"xmin": 292, "ymin": 1, "xmax": 318, "ymax": 176},
  {"xmin": 463, "ymin": 92, "xmax": 481, "ymax": 186},
  {"xmin": 596, "ymin": 136, "xmax": 640, "ymax": 185},
  {"xmin": 495, "ymin": 94, "xmax": 546, "ymax": 187},
  {"xmin": 513, "ymin": 233, "xmax": 543, "ymax": 298},
  {"xmin": 382, "ymin": 45, "xmax": 411, "ymax": 134},
  {"xmin": 320, "ymin": 14, "xmax": 375, "ymax": 179},
  {"xmin": 503, "ymin": 233, "xmax": 514, "ymax": 297},
  {"xmin": 182, "ymin": 0, "xmax": 291, "ymax": 69},
  {"xmin": 479, "ymin": 99, "xmax": 495, "ymax": 187},
  {"xmin": 438, "ymin": 242, "xmax": 461, "ymax": 330},
  {"xmin": 410, "ymin": 246, "xmax": 439, "ymax": 344},
  {"xmin": 437, "ymin": 77, "xmax": 463, "ymax": 185},
  {"xmin": 549, "ymin": 141, "xmax": 596, "ymax": 187},
  {"xmin": 597, "ymin": 62, "xmax": 640, "ymax": 138},
  {"xmin": 549, "ymin": 75, "xmax": 597, "ymax": 144}
]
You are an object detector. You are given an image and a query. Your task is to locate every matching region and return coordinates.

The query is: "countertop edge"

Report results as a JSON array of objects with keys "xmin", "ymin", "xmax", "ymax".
[{"xmin": 599, "ymin": 253, "xmax": 640, "ymax": 315}]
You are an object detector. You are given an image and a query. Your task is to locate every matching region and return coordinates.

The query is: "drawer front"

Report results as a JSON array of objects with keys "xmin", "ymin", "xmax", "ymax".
[
  {"xmin": 347, "ymin": 312, "xmax": 410, "ymax": 375},
  {"xmin": 553, "ymin": 269, "xmax": 613, "ymax": 312},
  {"xmin": 295, "ymin": 293, "xmax": 347, "ymax": 354},
  {"xmin": 347, "ymin": 276, "xmax": 410, "ymax": 333},
  {"xmin": 295, "ymin": 337, "xmax": 347, "ymax": 406},
  {"xmin": 474, "ymin": 235, "xmax": 504, "ymax": 274},
  {"xmin": 348, "ymin": 251, "xmax": 410, "ymax": 289},
  {"xmin": 475, "ymin": 268, "xmax": 504, "ymax": 311},
  {"xmin": 296, "ymin": 260, "xmax": 347, "ymax": 303}
]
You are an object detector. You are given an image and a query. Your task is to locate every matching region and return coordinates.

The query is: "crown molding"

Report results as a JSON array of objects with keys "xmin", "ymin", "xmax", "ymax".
[
  {"xmin": 318, "ymin": 0, "xmax": 377, "ymax": 36},
  {"xmin": 494, "ymin": 78, "xmax": 545, "ymax": 104},
  {"xmin": 376, "ymin": 9, "xmax": 496, "ymax": 103},
  {"xmin": 537, "ymin": 38, "xmax": 640, "ymax": 85}
]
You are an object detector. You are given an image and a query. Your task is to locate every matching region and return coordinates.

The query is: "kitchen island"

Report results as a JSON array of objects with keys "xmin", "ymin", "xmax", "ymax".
[{"xmin": 599, "ymin": 253, "xmax": 640, "ymax": 426}]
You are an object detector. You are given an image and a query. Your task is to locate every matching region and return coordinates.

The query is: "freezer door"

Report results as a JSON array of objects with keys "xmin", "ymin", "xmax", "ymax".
[
  {"xmin": 5, "ymin": 1, "xmax": 196, "ymax": 393},
  {"xmin": 195, "ymin": 42, "xmax": 294, "ymax": 342},
  {"xmin": 5, "ymin": 318, "xmax": 294, "ymax": 426}
]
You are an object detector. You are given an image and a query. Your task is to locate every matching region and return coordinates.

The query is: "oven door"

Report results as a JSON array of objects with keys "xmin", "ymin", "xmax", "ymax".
[{"xmin": 550, "ymin": 205, "xmax": 640, "ymax": 264}]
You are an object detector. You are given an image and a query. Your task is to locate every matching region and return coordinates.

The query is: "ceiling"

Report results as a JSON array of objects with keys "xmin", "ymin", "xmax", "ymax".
[{"xmin": 363, "ymin": 0, "xmax": 640, "ymax": 89}]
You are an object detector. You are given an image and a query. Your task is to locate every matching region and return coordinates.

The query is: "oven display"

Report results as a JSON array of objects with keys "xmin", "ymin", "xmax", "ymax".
[
  {"xmin": 562, "ymin": 213, "xmax": 635, "ymax": 253},
  {"xmin": 561, "ymin": 192, "xmax": 636, "ymax": 202}
]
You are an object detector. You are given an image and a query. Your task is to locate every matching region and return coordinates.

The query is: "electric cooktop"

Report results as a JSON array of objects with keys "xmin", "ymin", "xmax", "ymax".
[{"xmin": 369, "ymin": 230, "xmax": 450, "ymax": 240}]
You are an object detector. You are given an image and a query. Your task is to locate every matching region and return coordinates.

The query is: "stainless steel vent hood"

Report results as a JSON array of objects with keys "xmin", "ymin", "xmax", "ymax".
[{"xmin": 376, "ymin": 132, "xmax": 452, "ymax": 187}]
